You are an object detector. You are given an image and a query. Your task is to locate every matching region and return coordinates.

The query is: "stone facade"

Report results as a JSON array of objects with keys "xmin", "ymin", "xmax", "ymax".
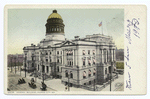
[{"xmin": 23, "ymin": 10, "xmax": 116, "ymax": 87}]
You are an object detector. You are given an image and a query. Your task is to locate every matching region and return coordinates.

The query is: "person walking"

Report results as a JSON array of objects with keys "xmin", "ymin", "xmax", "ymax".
[{"xmin": 65, "ymin": 86, "xmax": 68, "ymax": 91}]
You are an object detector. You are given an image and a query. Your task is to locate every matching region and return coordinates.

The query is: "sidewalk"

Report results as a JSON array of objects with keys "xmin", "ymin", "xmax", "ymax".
[
  {"xmin": 16, "ymin": 71, "xmax": 87, "ymax": 91},
  {"xmin": 100, "ymin": 74, "xmax": 124, "ymax": 91}
]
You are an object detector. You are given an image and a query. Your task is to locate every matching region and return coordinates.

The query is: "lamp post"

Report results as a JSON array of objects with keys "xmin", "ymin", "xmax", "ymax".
[
  {"xmin": 68, "ymin": 73, "xmax": 70, "ymax": 91},
  {"xmin": 42, "ymin": 72, "xmax": 45, "ymax": 83},
  {"xmin": 28, "ymin": 61, "xmax": 29, "ymax": 73}
]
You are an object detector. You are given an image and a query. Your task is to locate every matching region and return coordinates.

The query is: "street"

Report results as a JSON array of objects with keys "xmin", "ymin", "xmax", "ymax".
[{"xmin": 8, "ymin": 67, "xmax": 124, "ymax": 91}]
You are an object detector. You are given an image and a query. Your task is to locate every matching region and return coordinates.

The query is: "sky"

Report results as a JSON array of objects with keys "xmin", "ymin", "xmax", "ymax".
[{"xmin": 8, "ymin": 9, "xmax": 124, "ymax": 54}]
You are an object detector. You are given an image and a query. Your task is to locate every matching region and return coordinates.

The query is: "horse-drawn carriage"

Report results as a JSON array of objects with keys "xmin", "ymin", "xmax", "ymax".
[
  {"xmin": 28, "ymin": 78, "xmax": 37, "ymax": 88},
  {"xmin": 40, "ymin": 82, "xmax": 47, "ymax": 91},
  {"xmin": 18, "ymin": 78, "xmax": 26, "ymax": 84},
  {"xmin": 28, "ymin": 81, "xmax": 37, "ymax": 89}
]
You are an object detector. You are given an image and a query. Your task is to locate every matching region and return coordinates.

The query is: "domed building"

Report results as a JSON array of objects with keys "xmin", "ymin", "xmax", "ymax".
[{"xmin": 23, "ymin": 10, "xmax": 116, "ymax": 88}]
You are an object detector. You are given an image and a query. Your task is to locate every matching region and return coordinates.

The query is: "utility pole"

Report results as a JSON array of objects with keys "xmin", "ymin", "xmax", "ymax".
[
  {"xmin": 94, "ymin": 79, "xmax": 95, "ymax": 91},
  {"xmin": 110, "ymin": 48, "xmax": 113, "ymax": 91},
  {"xmin": 14, "ymin": 56, "xmax": 16, "ymax": 74},
  {"xmin": 11, "ymin": 55, "xmax": 12, "ymax": 72},
  {"xmin": 18, "ymin": 57, "xmax": 19, "ymax": 71},
  {"xmin": 24, "ymin": 51, "xmax": 27, "ymax": 77},
  {"xmin": 28, "ymin": 61, "xmax": 29, "ymax": 73}
]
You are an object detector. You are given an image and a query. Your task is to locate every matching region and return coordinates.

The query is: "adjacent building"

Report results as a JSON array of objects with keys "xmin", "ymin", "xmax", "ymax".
[{"xmin": 23, "ymin": 10, "xmax": 116, "ymax": 87}]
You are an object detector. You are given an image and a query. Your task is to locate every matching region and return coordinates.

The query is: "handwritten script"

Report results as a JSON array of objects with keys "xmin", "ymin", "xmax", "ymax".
[
  {"xmin": 126, "ymin": 18, "xmax": 140, "ymax": 44},
  {"xmin": 125, "ymin": 18, "xmax": 140, "ymax": 90}
]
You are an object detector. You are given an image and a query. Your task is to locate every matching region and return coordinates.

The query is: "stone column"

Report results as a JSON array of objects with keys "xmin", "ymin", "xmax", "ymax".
[
  {"xmin": 62, "ymin": 50, "xmax": 64, "ymax": 65},
  {"xmin": 106, "ymin": 50, "xmax": 107, "ymax": 63},
  {"xmin": 73, "ymin": 49, "xmax": 75, "ymax": 66},
  {"xmin": 114, "ymin": 49, "xmax": 116, "ymax": 61},
  {"xmin": 102, "ymin": 49, "xmax": 104, "ymax": 63},
  {"xmin": 64, "ymin": 50, "xmax": 67, "ymax": 65},
  {"xmin": 111, "ymin": 49, "xmax": 113, "ymax": 61}
]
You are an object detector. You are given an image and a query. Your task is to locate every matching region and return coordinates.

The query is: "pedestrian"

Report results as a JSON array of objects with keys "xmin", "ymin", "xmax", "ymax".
[{"xmin": 65, "ymin": 86, "xmax": 67, "ymax": 91}]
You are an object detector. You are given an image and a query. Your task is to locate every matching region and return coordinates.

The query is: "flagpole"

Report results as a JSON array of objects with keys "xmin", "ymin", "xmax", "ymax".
[{"xmin": 102, "ymin": 21, "xmax": 103, "ymax": 35}]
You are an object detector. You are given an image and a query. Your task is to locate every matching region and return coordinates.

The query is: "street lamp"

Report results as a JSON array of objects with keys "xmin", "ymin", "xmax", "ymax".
[{"xmin": 68, "ymin": 73, "xmax": 70, "ymax": 91}]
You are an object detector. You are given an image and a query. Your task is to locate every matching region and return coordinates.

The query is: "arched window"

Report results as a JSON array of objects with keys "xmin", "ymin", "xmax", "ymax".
[
  {"xmin": 65, "ymin": 70, "xmax": 68, "ymax": 77},
  {"xmin": 93, "ymin": 58, "xmax": 96, "ymax": 65},
  {"xmin": 93, "ymin": 50, "xmax": 95, "ymax": 55},
  {"xmin": 83, "ymin": 71, "xmax": 86, "ymax": 79},
  {"xmin": 54, "ymin": 28, "xmax": 56, "ymax": 31},
  {"xmin": 52, "ymin": 28, "xmax": 53, "ymax": 31},
  {"xmin": 46, "ymin": 52, "xmax": 48, "ymax": 55},
  {"xmin": 88, "ymin": 70, "xmax": 91, "ymax": 77},
  {"xmin": 83, "ymin": 50, "xmax": 85, "ymax": 55},
  {"xmin": 83, "ymin": 59, "xmax": 85, "ymax": 66},
  {"xmin": 88, "ymin": 59, "xmax": 91, "ymax": 66},
  {"xmin": 70, "ymin": 71, "xmax": 73, "ymax": 78},
  {"xmin": 60, "ymin": 28, "xmax": 61, "ymax": 31}
]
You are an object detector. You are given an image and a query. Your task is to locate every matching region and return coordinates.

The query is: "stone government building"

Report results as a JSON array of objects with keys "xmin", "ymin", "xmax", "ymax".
[{"xmin": 23, "ymin": 10, "xmax": 116, "ymax": 87}]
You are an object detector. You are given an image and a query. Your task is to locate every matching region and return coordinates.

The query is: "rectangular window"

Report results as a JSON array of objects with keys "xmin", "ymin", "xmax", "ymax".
[
  {"xmin": 83, "ymin": 50, "xmax": 85, "ymax": 55},
  {"xmin": 105, "ymin": 68, "xmax": 107, "ymax": 74},
  {"xmin": 46, "ymin": 59, "xmax": 48, "ymax": 62},
  {"xmin": 88, "ymin": 60, "xmax": 91, "ymax": 66},
  {"xmin": 47, "ymin": 66, "xmax": 49, "ymax": 73},
  {"xmin": 93, "ymin": 50, "xmax": 95, "ymax": 55},
  {"xmin": 93, "ymin": 59, "xmax": 96, "ymax": 65},
  {"xmin": 57, "ymin": 51, "xmax": 59, "ymax": 55},
  {"xmin": 88, "ymin": 50, "xmax": 90, "ymax": 55},
  {"xmin": 83, "ymin": 59, "xmax": 85, "ymax": 66},
  {"xmin": 57, "ymin": 66, "xmax": 59, "ymax": 72}
]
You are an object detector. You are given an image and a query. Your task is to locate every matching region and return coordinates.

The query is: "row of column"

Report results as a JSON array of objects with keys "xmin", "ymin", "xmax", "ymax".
[
  {"xmin": 100, "ymin": 49, "xmax": 115, "ymax": 63},
  {"xmin": 62, "ymin": 49, "xmax": 76, "ymax": 66}
]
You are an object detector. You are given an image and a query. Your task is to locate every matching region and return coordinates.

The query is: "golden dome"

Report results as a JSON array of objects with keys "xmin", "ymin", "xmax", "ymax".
[{"xmin": 48, "ymin": 10, "xmax": 62, "ymax": 19}]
